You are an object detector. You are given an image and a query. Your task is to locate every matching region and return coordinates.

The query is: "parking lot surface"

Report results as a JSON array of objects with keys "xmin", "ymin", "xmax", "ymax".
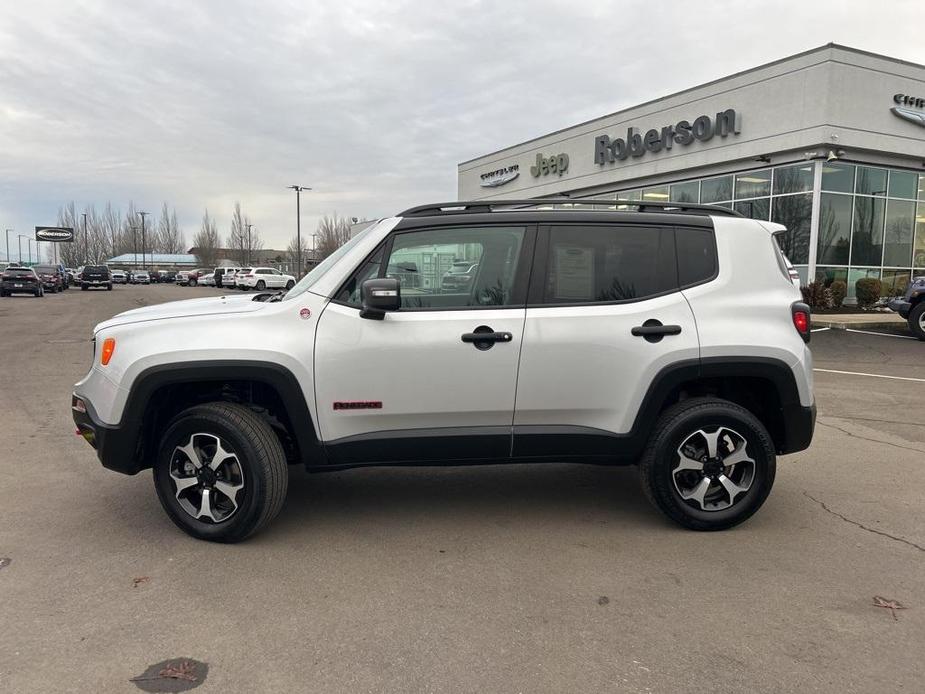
[{"xmin": 1, "ymin": 285, "xmax": 923, "ymax": 693}]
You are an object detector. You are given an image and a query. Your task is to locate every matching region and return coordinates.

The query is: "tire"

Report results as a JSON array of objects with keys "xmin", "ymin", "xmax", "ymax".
[
  {"xmin": 81, "ymin": 284, "xmax": 87, "ymax": 291},
  {"xmin": 256, "ymin": 280, "xmax": 266, "ymax": 291},
  {"xmin": 190, "ymin": 279, "xmax": 197, "ymax": 287},
  {"xmin": 107, "ymin": 284, "xmax": 113, "ymax": 291},
  {"xmin": 286, "ymin": 280, "xmax": 295, "ymax": 290},
  {"xmin": 639, "ymin": 397, "xmax": 776, "ymax": 531},
  {"xmin": 908, "ymin": 303, "xmax": 925, "ymax": 341},
  {"xmin": 153, "ymin": 402, "xmax": 289, "ymax": 542}
]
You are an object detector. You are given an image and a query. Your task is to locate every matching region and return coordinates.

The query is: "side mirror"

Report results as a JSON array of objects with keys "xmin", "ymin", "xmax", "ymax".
[{"xmin": 360, "ymin": 278, "xmax": 401, "ymax": 320}]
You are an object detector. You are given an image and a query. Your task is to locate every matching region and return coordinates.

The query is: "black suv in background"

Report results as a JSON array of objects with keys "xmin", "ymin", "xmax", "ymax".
[
  {"xmin": 81, "ymin": 265, "xmax": 113, "ymax": 291},
  {"xmin": 888, "ymin": 276, "xmax": 925, "ymax": 340},
  {"xmin": 1, "ymin": 266, "xmax": 43, "ymax": 297}
]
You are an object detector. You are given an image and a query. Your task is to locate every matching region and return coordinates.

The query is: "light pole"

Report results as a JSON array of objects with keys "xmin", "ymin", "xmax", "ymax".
[
  {"xmin": 5, "ymin": 228, "xmax": 12, "ymax": 264},
  {"xmin": 137, "ymin": 211, "xmax": 150, "ymax": 269},
  {"xmin": 131, "ymin": 226, "xmax": 139, "ymax": 269},
  {"xmin": 287, "ymin": 185, "xmax": 311, "ymax": 278},
  {"xmin": 82, "ymin": 212, "xmax": 88, "ymax": 263},
  {"xmin": 245, "ymin": 223, "xmax": 254, "ymax": 265},
  {"xmin": 18, "ymin": 235, "xmax": 32, "ymax": 265}
]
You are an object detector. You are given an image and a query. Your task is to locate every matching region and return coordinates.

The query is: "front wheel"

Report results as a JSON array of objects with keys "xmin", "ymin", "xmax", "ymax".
[
  {"xmin": 256, "ymin": 280, "xmax": 266, "ymax": 290},
  {"xmin": 639, "ymin": 397, "xmax": 776, "ymax": 531},
  {"xmin": 107, "ymin": 283, "xmax": 113, "ymax": 291},
  {"xmin": 153, "ymin": 402, "xmax": 288, "ymax": 542},
  {"xmin": 285, "ymin": 280, "xmax": 295, "ymax": 289},
  {"xmin": 908, "ymin": 303, "xmax": 925, "ymax": 341},
  {"xmin": 190, "ymin": 279, "xmax": 197, "ymax": 287}
]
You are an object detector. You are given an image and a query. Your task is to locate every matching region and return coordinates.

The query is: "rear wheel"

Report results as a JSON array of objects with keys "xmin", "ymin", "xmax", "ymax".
[
  {"xmin": 256, "ymin": 280, "xmax": 266, "ymax": 290},
  {"xmin": 190, "ymin": 278, "xmax": 197, "ymax": 287},
  {"xmin": 639, "ymin": 397, "xmax": 776, "ymax": 531},
  {"xmin": 153, "ymin": 402, "xmax": 289, "ymax": 542},
  {"xmin": 908, "ymin": 303, "xmax": 925, "ymax": 341},
  {"xmin": 286, "ymin": 280, "xmax": 295, "ymax": 289},
  {"xmin": 107, "ymin": 283, "xmax": 113, "ymax": 291},
  {"xmin": 81, "ymin": 284, "xmax": 87, "ymax": 291}
]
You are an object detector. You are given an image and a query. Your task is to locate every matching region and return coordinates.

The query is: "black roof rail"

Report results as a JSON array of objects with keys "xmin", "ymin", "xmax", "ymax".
[{"xmin": 397, "ymin": 199, "xmax": 743, "ymax": 218}]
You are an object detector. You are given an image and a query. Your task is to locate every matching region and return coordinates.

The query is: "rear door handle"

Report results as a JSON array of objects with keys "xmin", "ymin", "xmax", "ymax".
[{"xmin": 631, "ymin": 321, "xmax": 682, "ymax": 343}]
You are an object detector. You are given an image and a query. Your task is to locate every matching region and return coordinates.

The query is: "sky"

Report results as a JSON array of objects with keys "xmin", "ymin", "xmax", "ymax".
[{"xmin": 1, "ymin": 0, "xmax": 924, "ymax": 258}]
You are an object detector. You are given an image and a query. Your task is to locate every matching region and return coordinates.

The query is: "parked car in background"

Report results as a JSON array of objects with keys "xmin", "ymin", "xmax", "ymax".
[
  {"xmin": 81, "ymin": 265, "xmax": 112, "ymax": 291},
  {"xmin": 188, "ymin": 268, "xmax": 212, "ymax": 287},
  {"xmin": 198, "ymin": 272, "xmax": 216, "ymax": 286},
  {"xmin": 65, "ymin": 268, "xmax": 77, "ymax": 285},
  {"xmin": 235, "ymin": 267, "xmax": 297, "ymax": 291},
  {"xmin": 888, "ymin": 275, "xmax": 925, "ymax": 340},
  {"xmin": 441, "ymin": 261, "xmax": 480, "ymax": 292},
  {"xmin": 111, "ymin": 270, "xmax": 127, "ymax": 284},
  {"xmin": 1, "ymin": 266, "xmax": 43, "ymax": 297},
  {"xmin": 132, "ymin": 270, "xmax": 151, "ymax": 285},
  {"xmin": 176, "ymin": 271, "xmax": 191, "ymax": 286},
  {"xmin": 159, "ymin": 270, "xmax": 178, "ymax": 283},
  {"xmin": 231, "ymin": 268, "xmax": 252, "ymax": 289},
  {"xmin": 213, "ymin": 266, "xmax": 240, "ymax": 289},
  {"xmin": 33, "ymin": 264, "xmax": 65, "ymax": 293}
]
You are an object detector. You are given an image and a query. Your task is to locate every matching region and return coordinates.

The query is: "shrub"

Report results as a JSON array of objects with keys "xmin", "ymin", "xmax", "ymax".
[
  {"xmin": 829, "ymin": 280, "xmax": 847, "ymax": 308},
  {"xmin": 855, "ymin": 277, "xmax": 882, "ymax": 308},
  {"xmin": 800, "ymin": 281, "xmax": 832, "ymax": 309}
]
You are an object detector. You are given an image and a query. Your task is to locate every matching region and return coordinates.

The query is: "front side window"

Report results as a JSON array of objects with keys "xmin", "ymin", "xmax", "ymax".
[
  {"xmin": 541, "ymin": 225, "xmax": 676, "ymax": 304},
  {"xmin": 337, "ymin": 226, "xmax": 527, "ymax": 309},
  {"xmin": 387, "ymin": 226, "xmax": 525, "ymax": 309}
]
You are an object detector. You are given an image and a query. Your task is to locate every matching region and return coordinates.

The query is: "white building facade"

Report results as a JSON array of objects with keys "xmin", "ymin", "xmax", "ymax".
[{"xmin": 458, "ymin": 44, "xmax": 925, "ymax": 297}]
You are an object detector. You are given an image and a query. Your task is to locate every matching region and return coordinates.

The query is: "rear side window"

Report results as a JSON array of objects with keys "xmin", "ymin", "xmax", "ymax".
[
  {"xmin": 541, "ymin": 225, "xmax": 676, "ymax": 304},
  {"xmin": 675, "ymin": 228, "xmax": 717, "ymax": 287}
]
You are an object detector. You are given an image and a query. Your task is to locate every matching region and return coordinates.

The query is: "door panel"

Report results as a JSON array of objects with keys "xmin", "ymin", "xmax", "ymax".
[
  {"xmin": 314, "ymin": 303, "xmax": 525, "ymax": 446},
  {"xmin": 313, "ymin": 222, "xmax": 535, "ymax": 463},
  {"xmin": 513, "ymin": 222, "xmax": 700, "ymax": 456}
]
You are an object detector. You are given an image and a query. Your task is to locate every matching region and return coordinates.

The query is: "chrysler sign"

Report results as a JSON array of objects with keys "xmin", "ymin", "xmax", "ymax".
[
  {"xmin": 594, "ymin": 108, "xmax": 741, "ymax": 165},
  {"xmin": 35, "ymin": 226, "xmax": 75, "ymax": 242},
  {"xmin": 892, "ymin": 93, "xmax": 925, "ymax": 128},
  {"xmin": 480, "ymin": 164, "xmax": 520, "ymax": 188}
]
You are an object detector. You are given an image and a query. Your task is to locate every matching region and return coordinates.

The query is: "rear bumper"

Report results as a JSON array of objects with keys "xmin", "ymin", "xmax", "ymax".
[
  {"xmin": 780, "ymin": 402, "xmax": 816, "ymax": 454},
  {"xmin": 72, "ymin": 393, "xmax": 144, "ymax": 475},
  {"xmin": 888, "ymin": 298, "xmax": 911, "ymax": 318}
]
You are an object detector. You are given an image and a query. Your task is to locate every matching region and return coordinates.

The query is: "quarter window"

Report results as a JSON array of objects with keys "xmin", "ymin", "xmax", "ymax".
[{"xmin": 541, "ymin": 225, "xmax": 676, "ymax": 304}]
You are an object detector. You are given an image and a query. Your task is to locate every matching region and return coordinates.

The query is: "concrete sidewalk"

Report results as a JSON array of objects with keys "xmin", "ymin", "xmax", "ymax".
[{"xmin": 811, "ymin": 311, "xmax": 906, "ymax": 330}]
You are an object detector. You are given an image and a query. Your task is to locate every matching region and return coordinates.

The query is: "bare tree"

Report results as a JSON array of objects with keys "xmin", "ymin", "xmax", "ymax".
[
  {"xmin": 286, "ymin": 234, "xmax": 310, "ymax": 272},
  {"xmin": 315, "ymin": 213, "xmax": 352, "ymax": 260},
  {"xmin": 227, "ymin": 202, "xmax": 262, "ymax": 264},
  {"xmin": 156, "ymin": 202, "xmax": 185, "ymax": 254},
  {"xmin": 192, "ymin": 209, "xmax": 221, "ymax": 266}
]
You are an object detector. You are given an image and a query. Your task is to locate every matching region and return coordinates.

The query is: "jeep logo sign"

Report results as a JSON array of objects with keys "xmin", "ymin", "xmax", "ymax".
[
  {"xmin": 530, "ymin": 153, "xmax": 569, "ymax": 178},
  {"xmin": 35, "ymin": 226, "xmax": 75, "ymax": 242},
  {"xmin": 594, "ymin": 109, "xmax": 741, "ymax": 165}
]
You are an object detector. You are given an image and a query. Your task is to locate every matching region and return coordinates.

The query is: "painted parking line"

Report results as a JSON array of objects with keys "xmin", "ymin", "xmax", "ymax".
[
  {"xmin": 845, "ymin": 328, "xmax": 917, "ymax": 340},
  {"xmin": 814, "ymin": 368, "xmax": 925, "ymax": 383},
  {"xmin": 810, "ymin": 327, "xmax": 830, "ymax": 333}
]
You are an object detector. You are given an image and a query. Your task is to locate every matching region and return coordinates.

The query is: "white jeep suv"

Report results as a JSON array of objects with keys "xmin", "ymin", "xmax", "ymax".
[
  {"xmin": 72, "ymin": 200, "xmax": 815, "ymax": 542},
  {"xmin": 236, "ymin": 267, "xmax": 297, "ymax": 291}
]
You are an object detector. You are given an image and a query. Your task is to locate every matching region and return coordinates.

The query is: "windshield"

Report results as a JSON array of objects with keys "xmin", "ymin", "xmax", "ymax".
[{"xmin": 283, "ymin": 221, "xmax": 380, "ymax": 301}]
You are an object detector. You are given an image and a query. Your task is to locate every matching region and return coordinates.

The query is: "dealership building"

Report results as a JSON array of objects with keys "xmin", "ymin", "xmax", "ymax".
[{"xmin": 458, "ymin": 44, "xmax": 925, "ymax": 297}]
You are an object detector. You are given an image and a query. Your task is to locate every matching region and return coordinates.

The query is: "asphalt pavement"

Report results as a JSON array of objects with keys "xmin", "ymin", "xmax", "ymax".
[{"xmin": 1, "ymin": 285, "xmax": 922, "ymax": 693}]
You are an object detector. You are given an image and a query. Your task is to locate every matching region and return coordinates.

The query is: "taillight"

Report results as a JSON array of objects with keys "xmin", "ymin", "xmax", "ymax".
[{"xmin": 791, "ymin": 302, "xmax": 810, "ymax": 343}]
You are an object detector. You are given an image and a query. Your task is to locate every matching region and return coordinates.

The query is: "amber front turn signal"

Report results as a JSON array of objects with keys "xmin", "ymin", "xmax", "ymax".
[{"xmin": 101, "ymin": 337, "xmax": 116, "ymax": 365}]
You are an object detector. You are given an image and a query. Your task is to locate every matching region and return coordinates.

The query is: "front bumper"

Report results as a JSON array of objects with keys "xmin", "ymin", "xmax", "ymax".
[
  {"xmin": 887, "ymin": 298, "xmax": 912, "ymax": 318},
  {"xmin": 72, "ymin": 393, "xmax": 145, "ymax": 475}
]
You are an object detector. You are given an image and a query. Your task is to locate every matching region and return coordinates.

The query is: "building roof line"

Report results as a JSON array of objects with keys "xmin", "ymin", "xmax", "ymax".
[{"xmin": 458, "ymin": 43, "xmax": 925, "ymax": 167}]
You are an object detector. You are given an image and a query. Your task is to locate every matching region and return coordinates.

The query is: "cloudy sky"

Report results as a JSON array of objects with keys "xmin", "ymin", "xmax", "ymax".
[{"xmin": 1, "ymin": 0, "xmax": 924, "ymax": 256}]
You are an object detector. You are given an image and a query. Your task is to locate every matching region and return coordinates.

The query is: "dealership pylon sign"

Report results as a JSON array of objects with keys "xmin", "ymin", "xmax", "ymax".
[{"xmin": 35, "ymin": 226, "xmax": 75, "ymax": 242}]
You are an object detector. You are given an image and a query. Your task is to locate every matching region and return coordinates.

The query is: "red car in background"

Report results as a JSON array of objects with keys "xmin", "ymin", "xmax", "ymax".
[{"xmin": 33, "ymin": 264, "xmax": 66, "ymax": 293}]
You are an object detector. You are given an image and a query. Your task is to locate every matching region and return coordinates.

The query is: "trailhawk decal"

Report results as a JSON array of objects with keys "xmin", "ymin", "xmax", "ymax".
[{"xmin": 333, "ymin": 401, "xmax": 383, "ymax": 411}]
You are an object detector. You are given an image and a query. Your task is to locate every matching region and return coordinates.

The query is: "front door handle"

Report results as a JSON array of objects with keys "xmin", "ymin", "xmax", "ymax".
[
  {"xmin": 461, "ymin": 326, "xmax": 513, "ymax": 350},
  {"xmin": 631, "ymin": 320, "xmax": 682, "ymax": 343}
]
